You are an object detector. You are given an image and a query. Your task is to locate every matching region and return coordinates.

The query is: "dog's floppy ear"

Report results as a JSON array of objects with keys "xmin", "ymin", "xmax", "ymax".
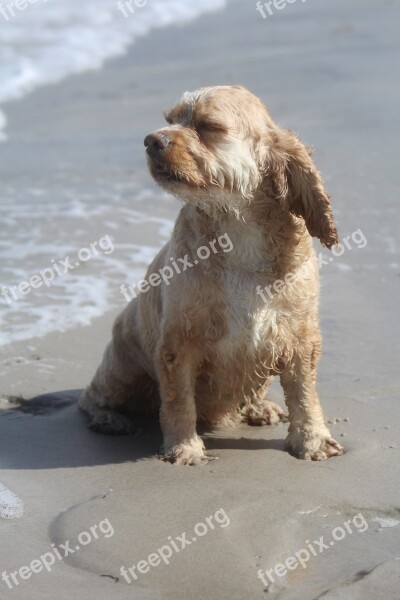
[{"xmin": 268, "ymin": 128, "xmax": 338, "ymax": 249}]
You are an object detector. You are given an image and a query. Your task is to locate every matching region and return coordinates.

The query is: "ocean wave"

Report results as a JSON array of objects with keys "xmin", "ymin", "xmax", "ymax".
[
  {"xmin": 0, "ymin": 181, "xmax": 176, "ymax": 346},
  {"xmin": 0, "ymin": 0, "xmax": 226, "ymax": 139}
]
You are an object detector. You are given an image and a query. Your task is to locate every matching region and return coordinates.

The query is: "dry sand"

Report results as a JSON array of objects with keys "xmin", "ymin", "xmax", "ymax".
[{"xmin": 1, "ymin": 0, "xmax": 400, "ymax": 598}]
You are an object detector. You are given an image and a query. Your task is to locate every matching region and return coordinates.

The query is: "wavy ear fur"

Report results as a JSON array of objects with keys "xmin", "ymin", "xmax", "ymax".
[{"xmin": 267, "ymin": 128, "xmax": 338, "ymax": 249}]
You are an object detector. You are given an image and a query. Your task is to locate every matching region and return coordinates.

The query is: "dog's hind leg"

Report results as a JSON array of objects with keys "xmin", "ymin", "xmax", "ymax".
[
  {"xmin": 241, "ymin": 377, "xmax": 289, "ymax": 426},
  {"xmin": 79, "ymin": 380, "xmax": 137, "ymax": 435},
  {"xmin": 79, "ymin": 314, "xmax": 156, "ymax": 435}
]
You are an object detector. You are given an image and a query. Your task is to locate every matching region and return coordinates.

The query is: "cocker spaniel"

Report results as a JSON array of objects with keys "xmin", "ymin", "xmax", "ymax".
[{"xmin": 79, "ymin": 85, "xmax": 343, "ymax": 464}]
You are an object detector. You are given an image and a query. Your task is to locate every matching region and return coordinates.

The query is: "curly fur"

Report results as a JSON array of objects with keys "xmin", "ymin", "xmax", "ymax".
[{"xmin": 79, "ymin": 85, "xmax": 343, "ymax": 465}]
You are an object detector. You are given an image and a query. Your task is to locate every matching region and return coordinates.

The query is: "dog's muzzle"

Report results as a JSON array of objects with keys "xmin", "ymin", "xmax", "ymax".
[{"xmin": 144, "ymin": 132, "xmax": 171, "ymax": 159}]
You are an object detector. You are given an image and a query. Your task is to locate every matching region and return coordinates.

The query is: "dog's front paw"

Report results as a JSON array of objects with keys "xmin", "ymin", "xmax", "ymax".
[
  {"xmin": 160, "ymin": 437, "xmax": 216, "ymax": 466},
  {"xmin": 285, "ymin": 426, "xmax": 343, "ymax": 460}
]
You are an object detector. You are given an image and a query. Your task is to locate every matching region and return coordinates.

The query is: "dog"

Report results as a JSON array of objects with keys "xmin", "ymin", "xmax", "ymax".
[{"xmin": 79, "ymin": 85, "xmax": 343, "ymax": 464}]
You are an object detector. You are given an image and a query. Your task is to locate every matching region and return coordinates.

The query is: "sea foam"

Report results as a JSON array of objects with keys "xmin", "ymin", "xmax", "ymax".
[{"xmin": 0, "ymin": 0, "xmax": 226, "ymax": 139}]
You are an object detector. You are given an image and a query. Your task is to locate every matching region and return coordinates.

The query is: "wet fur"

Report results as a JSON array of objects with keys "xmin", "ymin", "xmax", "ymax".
[{"xmin": 79, "ymin": 86, "xmax": 343, "ymax": 464}]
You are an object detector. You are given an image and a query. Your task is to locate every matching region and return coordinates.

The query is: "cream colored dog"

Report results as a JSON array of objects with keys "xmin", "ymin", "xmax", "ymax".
[{"xmin": 79, "ymin": 85, "xmax": 343, "ymax": 464}]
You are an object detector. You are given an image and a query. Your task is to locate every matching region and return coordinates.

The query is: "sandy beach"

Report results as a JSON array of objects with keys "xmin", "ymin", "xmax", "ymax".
[{"xmin": 1, "ymin": 0, "xmax": 400, "ymax": 598}]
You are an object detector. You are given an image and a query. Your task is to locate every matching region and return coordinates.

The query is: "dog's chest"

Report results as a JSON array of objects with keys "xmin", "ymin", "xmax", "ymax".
[
  {"xmin": 217, "ymin": 271, "xmax": 272, "ymax": 355},
  {"xmin": 205, "ymin": 221, "xmax": 284, "ymax": 369}
]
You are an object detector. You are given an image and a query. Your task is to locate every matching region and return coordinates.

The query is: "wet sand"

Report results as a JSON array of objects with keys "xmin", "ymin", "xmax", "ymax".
[{"xmin": 1, "ymin": 0, "xmax": 400, "ymax": 598}]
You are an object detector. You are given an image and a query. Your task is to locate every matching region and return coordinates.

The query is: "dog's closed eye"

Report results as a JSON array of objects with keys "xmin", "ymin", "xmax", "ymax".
[
  {"xmin": 163, "ymin": 113, "xmax": 226, "ymax": 135},
  {"xmin": 195, "ymin": 120, "xmax": 226, "ymax": 134}
]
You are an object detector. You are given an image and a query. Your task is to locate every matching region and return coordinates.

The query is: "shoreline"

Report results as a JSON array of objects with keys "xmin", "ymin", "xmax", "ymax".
[
  {"xmin": 0, "ymin": 0, "xmax": 228, "ymax": 143},
  {"xmin": 1, "ymin": 1, "xmax": 400, "ymax": 599}
]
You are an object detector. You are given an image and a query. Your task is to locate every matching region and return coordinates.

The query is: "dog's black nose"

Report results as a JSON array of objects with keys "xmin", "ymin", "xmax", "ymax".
[{"xmin": 144, "ymin": 133, "xmax": 171, "ymax": 157}]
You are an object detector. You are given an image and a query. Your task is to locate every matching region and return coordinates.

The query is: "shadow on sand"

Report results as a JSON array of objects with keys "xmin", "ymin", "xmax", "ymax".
[{"xmin": 0, "ymin": 390, "xmax": 286, "ymax": 469}]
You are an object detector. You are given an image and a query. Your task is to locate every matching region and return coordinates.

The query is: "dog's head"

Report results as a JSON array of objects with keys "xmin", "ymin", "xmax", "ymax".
[{"xmin": 144, "ymin": 85, "xmax": 338, "ymax": 248}]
